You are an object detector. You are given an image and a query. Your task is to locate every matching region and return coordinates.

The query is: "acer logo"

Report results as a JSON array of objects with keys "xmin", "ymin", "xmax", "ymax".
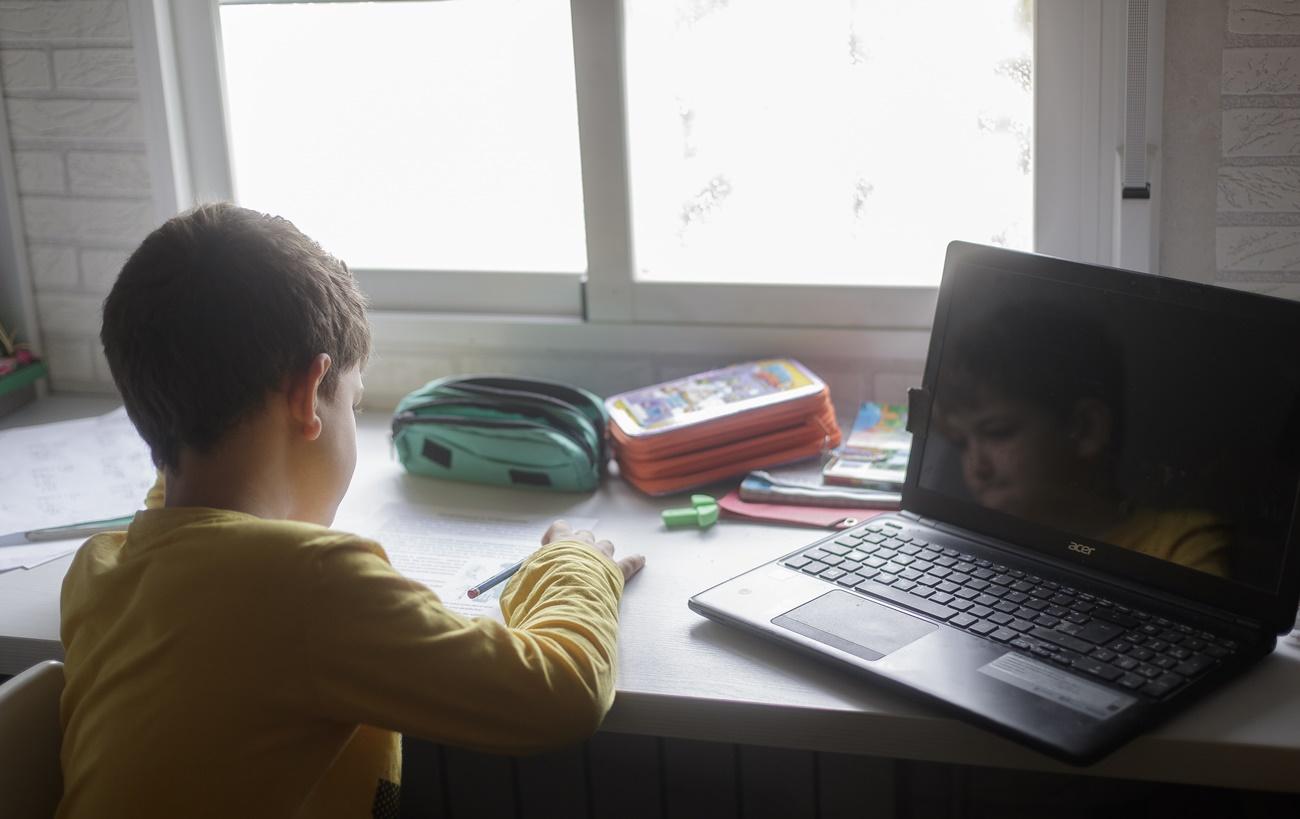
[{"xmin": 1068, "ymin": 542, "xmax": 1095, "ymax": 556}]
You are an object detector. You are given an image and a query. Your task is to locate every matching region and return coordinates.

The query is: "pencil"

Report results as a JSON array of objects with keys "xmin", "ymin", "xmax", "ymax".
[{"xmin": 466, "ymin": 559, "xmax": 525, "ymax": 599}]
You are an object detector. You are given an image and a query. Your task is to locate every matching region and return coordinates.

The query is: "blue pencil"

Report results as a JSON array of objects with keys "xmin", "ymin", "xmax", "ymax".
[{"xmin": 466, "ymin": 559, "xmax": 525, "ymax": 600}]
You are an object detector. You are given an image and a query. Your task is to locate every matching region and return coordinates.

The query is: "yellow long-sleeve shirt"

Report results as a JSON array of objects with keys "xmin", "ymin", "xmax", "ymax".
[
  {"xmin": 1104, "ymin": 508, "xmax": 1231, "ymax": 577},
  {"xmin": 56, "ymin": 507, "xmax": 625, "ymax": 819}
]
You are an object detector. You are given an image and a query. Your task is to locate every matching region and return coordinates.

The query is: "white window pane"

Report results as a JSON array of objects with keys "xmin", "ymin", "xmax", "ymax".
[
  {"xmin": 624, "ymin": 0, "xmax": 1033, "ymax": 287},
  {"xmin": 219, "ymin": 0, "xmax": 586, "ymax": 273}
]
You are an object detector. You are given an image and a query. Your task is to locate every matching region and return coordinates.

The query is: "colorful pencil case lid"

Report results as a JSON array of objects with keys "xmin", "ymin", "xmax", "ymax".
[
  {"xmin": 605, "ymin": 359, "xmax": 827, "ymax": 439},
  {"xmin": 392, "ymin": 375, "xmax": 607, "ymax": 492}
]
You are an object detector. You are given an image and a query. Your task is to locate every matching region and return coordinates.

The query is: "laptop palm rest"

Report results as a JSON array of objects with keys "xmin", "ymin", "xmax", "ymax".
[{"xmin": 773, "ymin": 591, "xmax": 937, "ymax": 662}]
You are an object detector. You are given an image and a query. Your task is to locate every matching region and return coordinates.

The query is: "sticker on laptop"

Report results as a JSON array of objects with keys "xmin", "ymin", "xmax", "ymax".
[{"xmin": 978, "ymin": 653, "xmax": 1136, "ymax": 721}]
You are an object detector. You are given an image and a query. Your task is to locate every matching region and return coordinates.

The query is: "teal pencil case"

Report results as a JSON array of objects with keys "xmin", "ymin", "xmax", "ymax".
[{"xmin": 391, "ymin": 375, "xmax": 608, "ymax": 492}]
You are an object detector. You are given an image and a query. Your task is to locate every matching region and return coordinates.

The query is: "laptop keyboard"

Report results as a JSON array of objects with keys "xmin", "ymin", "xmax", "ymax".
[{"xmin": 781, "ymin": 519, "xmax": 1240, "ymax": 700}]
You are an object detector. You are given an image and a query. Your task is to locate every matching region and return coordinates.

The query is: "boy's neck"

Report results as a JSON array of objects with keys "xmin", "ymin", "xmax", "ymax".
[{"xmin": 164, "ymin": 417, "xmax": 299, "ymax": 521}]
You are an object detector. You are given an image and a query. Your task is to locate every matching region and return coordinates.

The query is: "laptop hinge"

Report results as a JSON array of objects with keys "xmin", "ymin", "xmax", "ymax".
[{"xmin": 906, "ymin": 387, "xmax": 930, "ymax": 437}]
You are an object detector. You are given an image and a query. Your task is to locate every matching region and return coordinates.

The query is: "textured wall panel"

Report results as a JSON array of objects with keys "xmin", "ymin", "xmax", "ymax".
[
  {"xmin": 1223, "ymin": 48, "xmax": 1300, "ymax": 94},
  {"xmin": 1217, "ymin": 226, "xmax": 1300, "ymax": 270},
  {"xmin": 1229, "ymin": 0, "xmax": 1300, "ymax": 35},
  {"xmin": 1223, "ymin": 109, "xmax": 1300, "ymax": 157},
  {"xmin": 1218, "ymin": 166, "xmax": 1300, "ymax": 210}
]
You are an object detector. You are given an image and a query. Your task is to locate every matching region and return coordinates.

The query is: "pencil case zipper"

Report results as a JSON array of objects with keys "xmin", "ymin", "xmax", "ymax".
[
  {"xmin": 620, "ymin": 437, "xmax": 833, "ymax": 496},
  {"xmin": 616, "ymin": 413, "xmax": 837, "ymax": 479},
  {"xmin": 394, "ymin": 397, "xmax": 597, "ymax": 464},
  {"xmin": 392, "ymin": 411, "xmax": 596, "ymax": 468},
  {"xmin": 609, "ymin": 391, "xmax": 832, "ymax": 457},
  {"xmin": 612, "ymin": 398, "xmax": 838, "ymax": 463}
]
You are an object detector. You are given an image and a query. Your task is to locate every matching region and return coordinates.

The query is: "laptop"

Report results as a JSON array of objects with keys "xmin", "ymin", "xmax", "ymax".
[{"xmin": 689, "ymin": 241, "xmax": 1300, "ymax": 765}]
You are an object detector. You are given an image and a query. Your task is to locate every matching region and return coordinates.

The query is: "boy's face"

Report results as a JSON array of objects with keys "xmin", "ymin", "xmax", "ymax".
[
  {"xmin": 937, "ymin": 388, "xmax": 1091, "ymax": 523},
  {"xmin": 300, "ymin": 363, "xmax": 364, "ymax": 526}
]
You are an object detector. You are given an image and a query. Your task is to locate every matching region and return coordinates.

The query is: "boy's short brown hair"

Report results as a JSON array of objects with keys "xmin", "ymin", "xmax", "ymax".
[{"xmin": 101, "ymin": 203, "xmax": 371, "ymax": 470}]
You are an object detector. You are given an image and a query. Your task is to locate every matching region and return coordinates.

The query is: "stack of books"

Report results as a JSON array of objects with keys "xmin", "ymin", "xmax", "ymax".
[{"xmin": 821, "ymin": 401, "xmax": 910, "ymax": 490}]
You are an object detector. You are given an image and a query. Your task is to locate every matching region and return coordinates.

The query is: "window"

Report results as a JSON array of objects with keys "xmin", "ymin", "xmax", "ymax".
[
  {"xmin": 220, "ymin": 1, "xmax": 586, "ymax": 275},
  {"xmin": 167, "ymin": 0, "xmax": 1121, "ymax": 328},
  {"xmin": 623, "ymin": 1, "xmax": 1032, "ymax": 288}
]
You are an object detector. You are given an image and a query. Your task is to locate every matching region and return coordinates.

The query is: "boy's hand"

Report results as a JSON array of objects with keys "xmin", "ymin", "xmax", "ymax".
[{"xmin": 543, "ymin": 520, "xmax": 645, "ymax": 583}]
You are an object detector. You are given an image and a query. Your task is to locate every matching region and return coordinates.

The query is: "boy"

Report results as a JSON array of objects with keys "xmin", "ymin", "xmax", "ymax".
[{"xmin": 57, "ymin": 203, "xmax": 644, "ymax": 818}]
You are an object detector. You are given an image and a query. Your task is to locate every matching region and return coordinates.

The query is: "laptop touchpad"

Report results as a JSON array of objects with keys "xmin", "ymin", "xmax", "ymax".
[{"xmin": 773, "ymin": 591, "xmax": 937, "ymax": 662}]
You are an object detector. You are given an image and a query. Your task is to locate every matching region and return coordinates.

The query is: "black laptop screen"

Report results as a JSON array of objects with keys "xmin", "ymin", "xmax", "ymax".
[{"xmin": 917, "ymin": 261, "xmax": 1300, "ymax": 593}]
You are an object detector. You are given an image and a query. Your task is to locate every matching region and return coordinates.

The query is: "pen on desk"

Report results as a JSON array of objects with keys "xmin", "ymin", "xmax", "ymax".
[
  {"xmin": 0, "ymin": 514, "xmax": 136, "ymax": 548},
  {"xmin": 466, "ymin": 559, "xmax": 525, "ymax": 600}
]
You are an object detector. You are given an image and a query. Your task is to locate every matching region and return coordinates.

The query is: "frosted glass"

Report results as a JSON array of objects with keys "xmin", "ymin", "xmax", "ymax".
[
  {"xmin": 220, "ymin": 0, "xmax": 586, "ymax": 273},
  {"xmin": 624, "ymin": 0, "xmax": 1034, "ymax": 286}
]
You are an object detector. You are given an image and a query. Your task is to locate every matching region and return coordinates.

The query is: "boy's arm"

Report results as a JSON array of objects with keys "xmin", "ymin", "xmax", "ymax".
[{"xmin": 304, "ymin": 537, "xmax": 625, "ymax": 754}]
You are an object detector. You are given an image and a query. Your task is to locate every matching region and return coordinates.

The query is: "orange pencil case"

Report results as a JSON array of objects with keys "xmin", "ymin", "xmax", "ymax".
[{"xmin": 605, "ymin": 359, "xmax": 842, "ymax": 496}]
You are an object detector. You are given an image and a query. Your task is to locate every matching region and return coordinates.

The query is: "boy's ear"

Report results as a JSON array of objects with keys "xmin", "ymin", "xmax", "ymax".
[{"xmin": 287, "ymin": 354, "xmax": 332, "ymax": 441}]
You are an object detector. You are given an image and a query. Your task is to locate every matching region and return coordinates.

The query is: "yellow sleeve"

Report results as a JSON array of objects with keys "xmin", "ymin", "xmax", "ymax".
[
  {"xmin": 1106, "ymin": 509, "xmax": 1232, "ymax": 578},
  {"xmin": 304, "ymin": 538, "xmax": 625, "ymax": 754},
  {"xmin": 1168, "ymin": 526, "xmax": 1231, "ymax": 577},
  {"xmin": 144, "ymin": 471, "xmax": 165, "ymax": 510}
]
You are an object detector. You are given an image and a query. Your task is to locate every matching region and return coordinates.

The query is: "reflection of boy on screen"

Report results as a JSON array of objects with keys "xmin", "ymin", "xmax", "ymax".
[{"xmin": 933, "ymin": 301, "xmax": 1230, "ymax": 577}]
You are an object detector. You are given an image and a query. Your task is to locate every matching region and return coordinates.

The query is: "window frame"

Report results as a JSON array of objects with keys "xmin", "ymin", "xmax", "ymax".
[{"xmin": 158, "ymin": 0, "xmax": 1140, "ymax": 330}]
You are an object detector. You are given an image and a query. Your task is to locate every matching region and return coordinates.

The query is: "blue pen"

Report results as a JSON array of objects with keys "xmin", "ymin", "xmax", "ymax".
[
  {"xmin": 0, "ymin": 514, "xmax": 137, "ymax": 548},
  {"xmin": 466, "ymin": 559, "xmax": 525, "ymax": 600}
]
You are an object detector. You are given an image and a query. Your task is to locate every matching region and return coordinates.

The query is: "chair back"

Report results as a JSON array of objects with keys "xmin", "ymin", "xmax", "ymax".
[{"xmin": 0, "ymin": 661, "xmax": 65, "ymax": 819}]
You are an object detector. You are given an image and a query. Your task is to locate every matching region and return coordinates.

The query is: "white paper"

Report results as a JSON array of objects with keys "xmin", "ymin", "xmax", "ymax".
[
  {"xmin": 360, "ymin": 504, "xmax": 598, "ymax": 621},
  {"xmin": 0, "ymin": 537, "xmax": 83, "ymax": 572},
  {"xmin": 0, "ymin": 408, "xmax": 154, "ymax": 571}
]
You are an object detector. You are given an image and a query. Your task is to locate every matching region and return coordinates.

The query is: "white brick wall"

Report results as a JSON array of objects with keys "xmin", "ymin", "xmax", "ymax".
[
  {"xmin": 27, "ymin": 244, "xmax": 77, "ymax": 289},
  {"xmin": 20, "ymin": 195, "xmax": 152, "ymax": 242},
  {"xmin": 41, "ymin": 336, "xmax": 94, "ymax": 383},
  {"xmin": 0, "ymin": 0, "xmax": 151, "ymax": 392},
  {"xmin": 14, "ymin": 148, "xmax": 62, "ymax": 192},
  {"xmin": 52, "ymin": 48, "xmax": 135, "ymax": 90},
  {"xmin": 0, "ymin": 48, "xmax": 49, "ymax": 90},
  {"xmin": 5, "ymin": 98, "xmax": 141, "ymax": 140},
  {"xmin": 67, "ymin": 148, "xmax": 147, "ymax": 193},
  {"xmin": 0, "ymin": 3, "xmax": 130, "ymax": 41},
  {"xmin": 78, "ymin": 246, "xmax": 128, "ymax": 292},
  {"xmin": 34, "ymin": 291, "xmax": 101, "ymax": 335}
]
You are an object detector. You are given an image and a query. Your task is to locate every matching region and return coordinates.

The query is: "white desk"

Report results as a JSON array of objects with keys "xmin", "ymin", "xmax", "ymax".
[{"xmin": 4, "ymin": 397, "xmax": 1300, "ymax": 792}]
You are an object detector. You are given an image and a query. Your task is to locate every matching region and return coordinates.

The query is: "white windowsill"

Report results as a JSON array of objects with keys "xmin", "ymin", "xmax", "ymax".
[{"xmin": 369, "ymin": 311, "xmax": 931, "ymax": 360}]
